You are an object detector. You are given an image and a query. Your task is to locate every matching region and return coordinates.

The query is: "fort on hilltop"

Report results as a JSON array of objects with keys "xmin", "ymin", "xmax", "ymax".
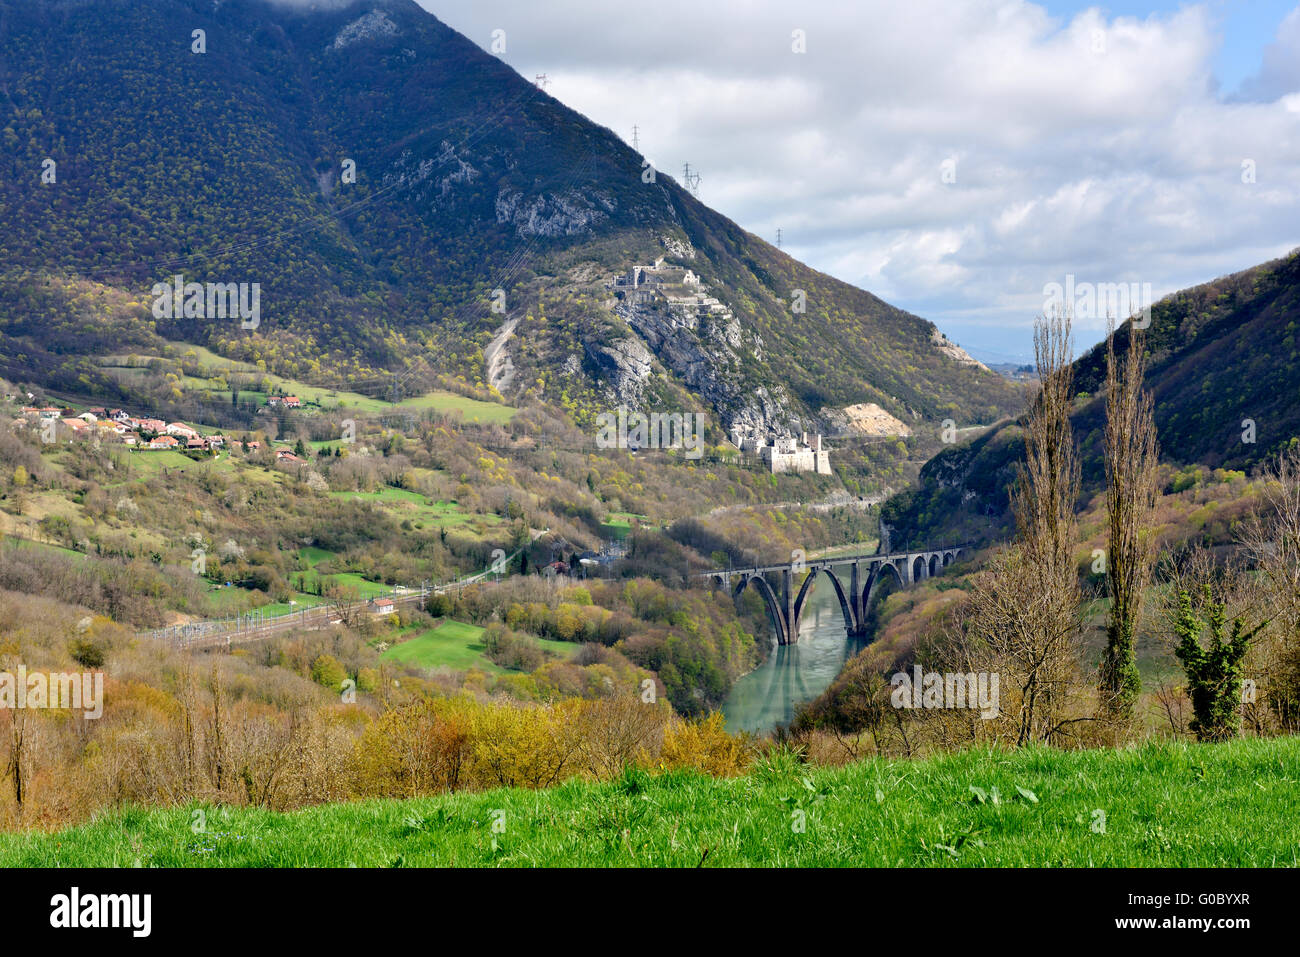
[{"xmin": 731, "ymin": 428, "xmax": 832, "ymax": 475}]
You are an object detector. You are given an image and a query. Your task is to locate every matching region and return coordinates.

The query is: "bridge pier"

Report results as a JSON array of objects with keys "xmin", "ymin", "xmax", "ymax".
[{"xmin": 780, "ymin": 568, "xmax": 796, "ymax": 647}]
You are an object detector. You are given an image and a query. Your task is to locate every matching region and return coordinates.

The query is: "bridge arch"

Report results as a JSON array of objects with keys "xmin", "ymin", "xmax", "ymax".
[
  {"xmin": 912, "ymin": 555, "xmax": 928, "ymax": 583},
  {"xmin": 733, "ymin": 574, "xmax": 789, "ymax": 645},
  {"xmin": 863, "ymin": 560, "xmax": 904, "ymax": 610},
  {"xmin": 943, "ymin": 551, "xmax": 955, "ymax": 567},
  {"xmin": 928, "ymin": 553, "xmax": 940, "ymax": 577},
  {"xmin": 793, "ymin": 566, "xmax": 855, "ymax": 639}
]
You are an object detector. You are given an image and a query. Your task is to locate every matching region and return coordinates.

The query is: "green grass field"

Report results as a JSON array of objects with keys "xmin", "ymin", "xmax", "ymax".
[
  {"xmin": 2, "ymin": 737, "xmax": 1295, "ymax": 867},
  {"xmin": 379, "ymin": 620, "xmax": 503, "ymax": 672},
  {"xmin": 102, "ymin": 344, "xmax": 516, "ymax": 423},
  {"xmin": 376, "ymin": 619, "xmax": 580, "ymax": 672},
  {"xmin": 331, "ymin": 488, "xmax": 499, "ymax": 533},
  {"xmin": 391, "ymin": 390, "xmax": 516, "ymax": 424},
  {"xmin": 1, "ymin": 535, "xmax": 86, "ymax": 560}
]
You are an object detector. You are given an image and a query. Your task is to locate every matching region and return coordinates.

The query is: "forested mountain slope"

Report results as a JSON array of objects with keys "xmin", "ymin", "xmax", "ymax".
[{"xmin": 0, "ymin": 0, "xmax": 1017, "ymax": 433}]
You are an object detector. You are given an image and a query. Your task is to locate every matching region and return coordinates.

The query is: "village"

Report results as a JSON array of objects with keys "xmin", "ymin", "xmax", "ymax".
[{"xmin": 13, "ymin": 394, "xmax": 310, "ymax": 464}]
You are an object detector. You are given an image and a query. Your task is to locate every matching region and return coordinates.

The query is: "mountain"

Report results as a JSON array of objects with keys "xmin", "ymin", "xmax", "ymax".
[
  {"xmin": 0, "ymin": 0, "xmax": 1018, "ymax": 434},
  {"xmin": 883, "ymin": 248, "xmax": 1300, "ymax": 547}
]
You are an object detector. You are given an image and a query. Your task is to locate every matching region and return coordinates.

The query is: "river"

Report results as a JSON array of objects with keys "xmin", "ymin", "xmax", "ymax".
[{"xmin": 722, "ymin": 580, "xmax": 866, "ymax": 735}]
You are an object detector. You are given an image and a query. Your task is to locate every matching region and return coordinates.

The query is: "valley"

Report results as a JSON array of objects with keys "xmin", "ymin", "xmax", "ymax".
[{"xmin": 0, "ymin": 0, "xmax": 1296, "ymax": 891}]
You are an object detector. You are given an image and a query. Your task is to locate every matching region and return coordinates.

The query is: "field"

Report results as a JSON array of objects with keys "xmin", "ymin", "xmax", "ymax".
[
  {"xmin": 330, "ymin": 488, "xmax": 500, "ymax": 534},
  {"xmin": 380, "ymin": 620, "xmax": 501, "ymax": 672},
  {"xmin": 378, "ymin": 619, "xmax": 579, "ymax": 672},
  {"xmin": 2, "ymin": 737, "xmax": 1295, "ymax": 867},
  {"xmin": 99, "ymin": 343, "xmax": 516, "ymax": 424}
]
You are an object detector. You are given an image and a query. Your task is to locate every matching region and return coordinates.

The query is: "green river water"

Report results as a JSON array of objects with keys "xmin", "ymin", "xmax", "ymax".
[{"xmin": 722, "ymin": 581, "xmax": 866, "ymax": 735}]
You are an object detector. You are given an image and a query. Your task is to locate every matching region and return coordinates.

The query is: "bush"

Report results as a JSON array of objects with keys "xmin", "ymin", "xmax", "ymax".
[
  {"xmin": 68, "ymin": 637, "xmax": 106, "ymax": 669},
  {"xmin": 659, "ymin": 713, "xmax": 749, "ymax": 776},
  {"xmin": 309, "ymin": 654, "xmax": 348, "ymax": 692}
]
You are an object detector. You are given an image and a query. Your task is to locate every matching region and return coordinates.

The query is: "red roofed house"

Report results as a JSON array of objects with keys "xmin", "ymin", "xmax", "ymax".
[{"xmin": 166, "ymin": 422, "xmax": 199, "ymax": 440}]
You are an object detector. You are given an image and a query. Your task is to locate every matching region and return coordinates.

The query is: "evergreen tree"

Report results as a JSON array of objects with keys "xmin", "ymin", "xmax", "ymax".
[{"xmin": 1173, "ymin": 586, "xmax": 1265, "ymax": 742}]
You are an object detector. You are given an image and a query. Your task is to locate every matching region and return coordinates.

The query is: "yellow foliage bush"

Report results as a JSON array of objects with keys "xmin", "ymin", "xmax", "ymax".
[{"xmin": 659, "ymin": 713, "xmax": 750, "ymax": 776}]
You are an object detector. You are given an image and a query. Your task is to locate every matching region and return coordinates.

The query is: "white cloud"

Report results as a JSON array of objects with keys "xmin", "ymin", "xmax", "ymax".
[{"xmin": 426, "ymin": 0, "xmax": 1300, "ymax": 359}]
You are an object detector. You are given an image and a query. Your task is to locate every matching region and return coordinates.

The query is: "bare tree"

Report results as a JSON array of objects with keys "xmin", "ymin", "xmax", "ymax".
[
  {"xmin": 4, "ymin": 711, "xmax": 27, "ymax": 821},
  {"xmin": 975, "ymin": 311, "xmax": 1085, "ymax": 746},
  {"xmin": 1099, "ymin": 320, "xmax": 1160, "ymax": 719},
  {"xmin": 325, "ymin": 582, "xmax": 364, "ymax": 629},
  {"xmin": 1238, "ymin": 445, "xmax": 1300, "ymax": 732}
]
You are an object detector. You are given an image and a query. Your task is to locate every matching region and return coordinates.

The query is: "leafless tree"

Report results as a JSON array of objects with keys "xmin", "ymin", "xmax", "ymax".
[
  {"xmin": 326, "ymin": 582, "xmax": 364, "ymax": 629},
  {"xmin": 1099, "ymin": 320, "xmax": 1160, "ymax": 719},
  {"xmin": 1238, "ymin": 446, "xmax": 1300, "ymax": 732},
  {"xmin": 971, "ymin": 311, "xmax": 1086, "ymax": 746}
]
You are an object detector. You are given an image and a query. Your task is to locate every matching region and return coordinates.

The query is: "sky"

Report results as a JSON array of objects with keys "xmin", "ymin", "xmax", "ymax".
[{"xmin": 422, "ymin": 0, "xmax": 1300, "ymax": 363}]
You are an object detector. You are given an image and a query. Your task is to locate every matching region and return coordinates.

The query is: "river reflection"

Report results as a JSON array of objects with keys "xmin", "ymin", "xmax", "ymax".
[{"xmin": 722, "ymin": 578, "xmax": 865, "ymax": 735}]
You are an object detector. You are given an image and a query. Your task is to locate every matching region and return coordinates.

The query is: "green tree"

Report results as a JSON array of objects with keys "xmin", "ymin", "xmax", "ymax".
[
  {"xmin": 310, "ymin": 654, "xmax": 348, "ymax": 691},
  {"xmin": 1173, "ymin": 586, "xmax": 1265, "ymax": 742}
]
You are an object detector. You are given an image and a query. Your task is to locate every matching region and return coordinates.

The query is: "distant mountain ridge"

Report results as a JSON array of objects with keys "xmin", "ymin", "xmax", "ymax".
[
  {"xmin": 0, "ymin": 0, "xmax": 1019, "ymax": 433},
  {"xmin": 883, "ymin": 248, "xmax": 1300, "ymax": 547}
]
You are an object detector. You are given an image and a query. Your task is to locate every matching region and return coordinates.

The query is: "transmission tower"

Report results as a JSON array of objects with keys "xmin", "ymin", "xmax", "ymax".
[
  {"xmin": 534, "ymin": 73, "xmax": 549, "ymax": 89},
  {"xmin": 776, "ymin": 228, "xmax": 783, "ymax": 248},
  {"xmin": 682, "ymin": 162, "xmax": 701, "ymax": 196},
  {"xmin": 631, "ymin": 125, "xmax": 640, "ymax": 151}
]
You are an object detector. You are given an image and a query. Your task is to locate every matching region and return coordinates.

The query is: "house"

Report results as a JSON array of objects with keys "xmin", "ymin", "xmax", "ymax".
[
  {"xmin": 207, "ymin": 435, "xmax": 225, "ymax": 449},
  {"xmin": 243, "ymin": 439, "xmax": 261, "ymax": 451},
  {"xmin": 149, "ymin": 435, "xmax": 179, "ymax": 449},
  {"xmin": 77, "ymin": 412, "xmax": 97, "ymax": 423},
  {"xmin": 136, "ymin": 418, "xmax": 166, "ymax": 434},
  {"xmin": 165, "ymin": 422, "xmax": 199, "ymax": 439},
  {"xmin": 109, "ymin": 409, "xmax": 131, "ymax": 423},
  {"xmin": 372, "ymin": 598, "xmax": 395, "ymax": 616},
  {"xmin": 267, "ymin": 395, "xmax": 302, "ymax": 409},
  {"xmin": 186, "ymin": 437, "xmax": 208, "ymax": 450}
]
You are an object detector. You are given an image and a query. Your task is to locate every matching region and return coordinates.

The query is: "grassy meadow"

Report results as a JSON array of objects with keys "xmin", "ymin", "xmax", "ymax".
[{"xmin": 2, "ymin": 737, "xmax": 1294, "ymax": 867}]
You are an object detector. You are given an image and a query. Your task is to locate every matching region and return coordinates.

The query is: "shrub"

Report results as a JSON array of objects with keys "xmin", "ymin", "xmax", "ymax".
[
  {"xmin": 659, "ymin": 713, "xmax": 749, "ymax": 776},
  {"xmin": 309, "ymin": 654, "xmax": 348, "ymax": 692},
  {"xmin": 68, "ymin": 637, "xmax": 106, "ymax": 669}
]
